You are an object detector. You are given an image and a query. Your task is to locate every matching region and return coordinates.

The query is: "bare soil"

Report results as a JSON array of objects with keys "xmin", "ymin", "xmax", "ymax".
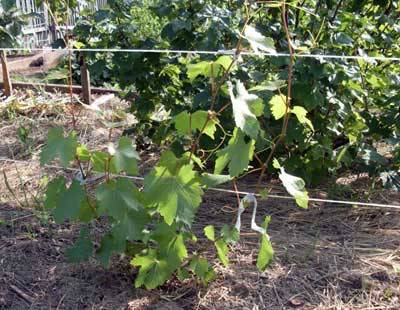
[
  {"xmin": 0, "ymin": 50, "xmax": 67, "ymax": 82},
  {"xmin": 1, "ymin": 91, "xmax": 400, "ymax": 309}
]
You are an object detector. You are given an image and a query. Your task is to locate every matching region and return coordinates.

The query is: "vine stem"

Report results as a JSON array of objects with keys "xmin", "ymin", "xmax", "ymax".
[
  {"xmin": 256, "ymin": 0, "xmax": 294, "ymax": 191},
  {"xmin": 188, "ymin": 3, "xmax": 253, "ymax": 163}
]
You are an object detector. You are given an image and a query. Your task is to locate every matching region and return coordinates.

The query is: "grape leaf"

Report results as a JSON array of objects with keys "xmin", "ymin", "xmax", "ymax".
[
  {"xmin": 189, "ymin": 256, "xmax": 215, "ymax": 285},
  {"xmin": 291, "ymin": 106, "xmax": 314, "ymax": 131},
  {"xmin": 114, "ymin": 136, "xmax": 140, "ymax": 175},
  {"xmin": 186, "ymin": 56, "xmax": 233, "ymax": 82},
  {"xmin": 279, "ymin": 168, "xmax": 309, "ymax": 209},
  {"xmin": 215, "ymin": 239, "xmax": 229, "ymax": 267},
  {"xmin": 215, "ymin": 55, "xmax": 233, "ymax": 71},
  {"xmin": 174, "ymin": 110, "xmax": 219, "ymax": 139},
  {"xmin": 150, "ymin": 223, "xmax": 187, "ymax": 261},
  {"xmin": 228, "ymin": 80, "xmax": 261, "ymax": 139},
  {"xmin": 132, "ymin": 249, "xmax": 174, "ymax": 289},
  {"xmin": 187, "ymin": 61, "xmax": 212, "ymax": 82},
  {"xmin": 243, "ymin": 25, "xmax": 276, "ymax": 54},
  {"xmin": 256, "ymin": 234, "xmax": 274, "ymax": 270},
  {"xmin": 220, "ymin": 225, "xmax": 239, "ymax": 244},
  {"xmin": 77, "ymin": 199, "xmax": 97, "ymax": 223},
  {"xmin": 95, "ymin": 178, "xmax": 142, "ymax": 221},
  {"xmin": 66, "ymin": 228, "xmax": 93, "ymax": 263},
  {"xmin": 144, "ymin": 163, "xmax": 203, "ymax": 226},
  {"xmin": 53, "ymin": 180, "xmax": 86, "ymax": 223},
  {"xmin": 215, "ymin": 128, "xmax": 255, "ymax": 177},
  {"xmin": 76, "ymin": 145, "xmax": 91, "ymax": 161},
  {"xmin": 270, "ymin": 94, "xmax": 289, "ymax": 120},
  {"xmin": 200, "ymin": 173, "xmax": 232, "ymax": 188},
  {"xmin": 91, "ymin": 151, "xmax": 117, "ymax": 173},
  {"xmin": 44, "ymin": 176, "xmax": 66, "ymax": 210},
  {"xmin": 40, "ymin": 127, "xmax": 78, "ymax": 167},
  {"xmin": 256, "ymin": 216, "xmax": 274, "ymax": 270},
  {"xmin": 132, "ymin": 223, "xmax": 188, "ymax": 289},
  {"xmin": 204, "ymin": 225, "xmax": 215, "ymax": 241},
  {"xmin": 96, "ymin": 233, "xmax": 126, "ymax": 267},
  {"xmin": 112, "ymin": 209, "xmax": 151, "ymax": 241}
]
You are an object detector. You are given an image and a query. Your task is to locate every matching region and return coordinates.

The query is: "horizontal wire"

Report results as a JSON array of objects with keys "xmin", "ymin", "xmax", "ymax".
[
  {"xmin": 1, "ymin": 47, "xmax": 400, "ymax": 62},
  {"xmin": 1, "ymin": 157, "xmax": 400, "ymax": 210}
]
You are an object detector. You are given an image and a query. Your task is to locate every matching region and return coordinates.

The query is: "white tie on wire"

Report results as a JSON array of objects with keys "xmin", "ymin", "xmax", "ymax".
[{"xmin": 235, "ymin": 194, "xmax": 266, "ymax": 235}]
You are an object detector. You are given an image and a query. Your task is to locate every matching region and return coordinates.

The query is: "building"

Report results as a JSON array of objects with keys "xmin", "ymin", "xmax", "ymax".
[{"xmin": 13, "ymin": 0, "xmax": 107, "ymax": 48}]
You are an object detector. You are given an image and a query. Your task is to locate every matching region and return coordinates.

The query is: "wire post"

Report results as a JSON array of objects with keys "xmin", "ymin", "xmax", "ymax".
[
  {"xmin": 0, "ymin": 50, "xmax": 13, "ymax": 97},
  {"xmin": 79, "ymin": 53, "xmax": 92, "ymax": 105}
]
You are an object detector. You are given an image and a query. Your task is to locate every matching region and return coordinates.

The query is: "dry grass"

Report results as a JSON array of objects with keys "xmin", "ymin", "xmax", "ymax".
[{"xmin": 1, "ymin": 91, "xmax": 400, "ymax": 309}]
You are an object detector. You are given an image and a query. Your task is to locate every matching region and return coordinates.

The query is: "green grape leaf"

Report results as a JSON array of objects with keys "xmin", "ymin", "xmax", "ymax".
[
  {"xmin": 228, "ymin": 80, "xmax": 260, "ymax": 139},
  {"xmin": 96, "ymin": 233, "xmax": 126, "ymax": 267},
  {"xmin": 91, "ymin": 151, "xmax": 117, "ymax": 173},
  {"xmin": 215, "ymin": 239, "xmax": 229, "ymax": 267},
  {"xmin": 66, "ymin": 228, "xmax": 93, "ymax": 263},
  {"xmin": 204, "ymin": 225, "xmax": 215, "ymax": 241},
  {"xmin": 44, "ymin": 176, "xmax": 66, "ymax": 210},
  {"xmin": 187, "ymin": 61, "xmax": 212, "ymax": 82},
  {"xmin": 95, "ymin": 178, "xmax": 142, "ymax": 221},
  {"xmin": 53, "ymin": 180, "xmax": 86, "ymax": 223},
  {"xmin": 76, "ymin": 145, "xmax": 91, "ymax": 161},
  {"xmin": 270, "ymin": 94, "xmax": 289, "ymax": 120},
  {"xmin": 220, "ymin": 225, "xmax": 239, "ymax": 244},
  {"xmin": 279, "ymin": 168, "xmax": 309, "ymax": 209},
  {"xmin": 215, "ymin": 55, "xmax": 233, "ymax": 71},
  {"xmin": 200, "ymin": 173, "xmax": 232, "ymax": 188},
  {"xmin": 243, "ymin": 25, "xmax": 276, "ymax": 54},
  {"xmin": 78, "ymin": 199, "xmax": 97, "ymax": 223},
  {"xmin": 215, "ymin": 128, "xmax": 255, "ymax": 177},
  {"xmin": 114, "ymin": 136, "xmax": 140, "ymax": 175},
  {"xmin": 291, "ymin": 106, "xmax": 314, "ymax": 131},
  {"xmin": 174, "ymin": 110, "xmax": 219, "ymax": 139},
  {"xmin": 189, "ymin": 256, "xmax": 216, "ymax": 285},
  {"xmin": 177, "ymin": 267, "xmax": 191, "ymax": 281},
  {"xmin": 40, "ymin": 127, "xmax": 78, "ymax": 167},
  {"xmin": 133, "ymin": 223, "xmax": 188, "ymax": 289},
  {"xmin": 182, "ymin": 151, "xmax": 204, "ymax": 169},
  {"xmin": 144, "ymin": 163, "xmax": 203, "ymax": 226},
  {"xmin": 256, "ymin": 234, "xmax": 274, "ymax": 271},
  {"xmin": 272, "ymin": 158, "xmax": 281, "ymax": 169},
  {"xmin": 132, "ymin": 249, "xmax": 174, "ymax": 290},
  {"xmin": 151, "ymin": 223, "xmax": 187, "ymax": 261},
  {"xmin": 186, "ymin": 56, "xmax": 232, "ymax": 82},
  {"xmin": 250, "ymin": 80, "xmax": 286, "ymax": 92},
  {"xmin": 112, "ymin": 209, "xmax": 151, "ymax": 241}
]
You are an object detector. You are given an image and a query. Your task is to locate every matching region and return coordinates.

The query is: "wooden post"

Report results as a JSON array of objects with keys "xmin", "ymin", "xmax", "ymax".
[
  {"xmin": 80, "ymin": 53, "xmax": 91, "ymax": 105},
  {"xmin": 0, "ymin": 50, "xmax": 12, "ymax": 97}
]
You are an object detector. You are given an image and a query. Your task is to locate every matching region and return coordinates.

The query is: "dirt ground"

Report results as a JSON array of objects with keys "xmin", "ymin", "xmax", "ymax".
[
  {"xmin": 0, "ymin": 50, "xmax": 67, "ymax": 82},
  {"xmin": 1, "ymin": 91, "xmax": 400, "ymax": 309}
]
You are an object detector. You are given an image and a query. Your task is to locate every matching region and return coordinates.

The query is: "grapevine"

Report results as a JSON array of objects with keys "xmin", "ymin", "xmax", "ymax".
[{"xmin": 38, "ymin": 0, "xmax": 400, "ymax": 289}]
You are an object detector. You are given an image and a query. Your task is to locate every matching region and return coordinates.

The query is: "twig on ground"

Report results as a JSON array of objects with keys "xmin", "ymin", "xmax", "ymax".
[{"xmin": 9, "ymin": 284, "xmax": 34, "ymax": 304}]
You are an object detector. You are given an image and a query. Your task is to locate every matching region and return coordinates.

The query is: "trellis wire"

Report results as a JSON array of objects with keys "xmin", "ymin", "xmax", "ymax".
[
  {"xmin": 1, "ymin": 47, "xmax": 400, "ymax": 62},
  {"xmin": 1, "ymin": 157, "xmax": 400, "ymax": 210}
]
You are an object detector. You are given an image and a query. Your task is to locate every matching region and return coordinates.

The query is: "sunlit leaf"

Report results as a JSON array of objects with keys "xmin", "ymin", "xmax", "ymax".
[
  {"xmin": 228, "ymin": 80, "xmax": 261, "ymax": 139},
  {"xmin": 215, "ymin": 128, "xmax": 255, "ymax": 177},
  {"xmin": 279, "ymin": 168, "xmax": 309, "ymax": 209},
  {"xmin": 270, "ymin": 94, "xmax": 289, "ymax": 120}
]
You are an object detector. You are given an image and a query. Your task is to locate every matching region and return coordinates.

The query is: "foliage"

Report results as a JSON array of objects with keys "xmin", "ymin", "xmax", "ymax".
[
  {"xmin": 0, "ymin": 0, "xmax": 30, "ymax": 47},
  {"xmin": 70, "ymin": 0, "xmax": 400, "ymax": 187},
  {"xmin": 39, "ymin": 0, "xmax": 400, "ymax": 289}
]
